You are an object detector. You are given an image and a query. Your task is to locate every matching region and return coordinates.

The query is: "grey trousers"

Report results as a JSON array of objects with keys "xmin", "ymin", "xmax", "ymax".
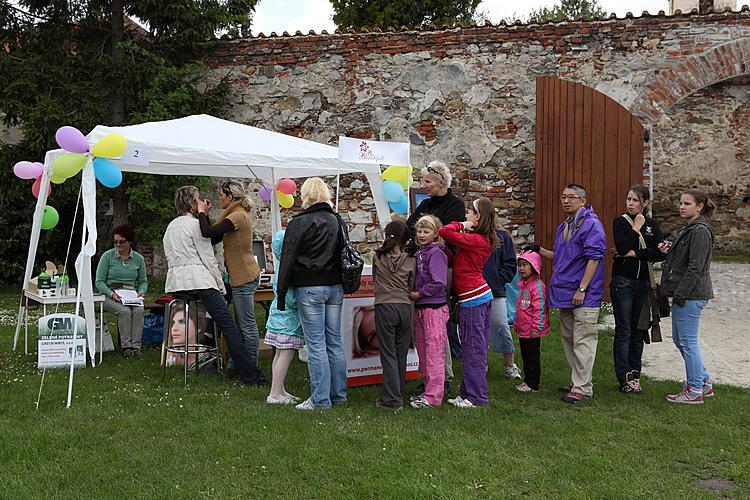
[
  {"xmin": 375, "ymin": 303, "xmax": 412, "ymax": 406},
  {"xmin": 103, "ymin": 296, "xmax": 144, "ymax": 350}
]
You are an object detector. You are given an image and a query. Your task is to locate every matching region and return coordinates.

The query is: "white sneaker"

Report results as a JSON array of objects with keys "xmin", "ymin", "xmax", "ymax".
[
  {"xmin": 505, "ymin": 364, "xmax": 522, "ymax": 380},
  {"xmin": 283, "ymin": 393, "xmax": 302, "ymax": 403},
  {"xmin": 448, "ymin": 396, "xmax": 476, "ymax": 408},
  {"xmin": 295, "ymin": 398, "xmax": 318, "ymax": 410},
  {"xmin": 410, "ymin": 396, "xmax": 435, "ymax": 409}
]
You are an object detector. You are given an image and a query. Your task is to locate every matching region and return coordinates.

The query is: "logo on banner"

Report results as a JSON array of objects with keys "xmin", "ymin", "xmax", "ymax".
[{"xmin": 358, "ymin": 141, "xmax": 386, "ymax": 162}]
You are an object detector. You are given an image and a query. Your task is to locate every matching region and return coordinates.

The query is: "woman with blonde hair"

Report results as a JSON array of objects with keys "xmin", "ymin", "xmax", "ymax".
[
  {"xmin": 196, "ymin": 179, "xmax": 267, "ymax": 383},
  {"xmin": 277, "ymin": 177, "xmax": 347, "ymax": 410}
]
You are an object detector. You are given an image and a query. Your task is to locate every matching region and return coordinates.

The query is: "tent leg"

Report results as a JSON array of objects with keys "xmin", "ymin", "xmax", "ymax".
[{"xmin": 13, "ymin": 296, "xmax": 24, "ymax": 351}]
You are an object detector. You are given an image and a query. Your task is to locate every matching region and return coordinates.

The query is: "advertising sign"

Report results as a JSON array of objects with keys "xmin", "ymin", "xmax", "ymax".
[
  {"xmin": 38, "ymin": 313, "xmax": 87, "ymax": 369},
  {"xmin": 338, "ymin": 136, "xmax": 410, "ymax": 166},
  {"xmin": 342, "ymin": 267, "xmax": 420, "ymax": 387}
]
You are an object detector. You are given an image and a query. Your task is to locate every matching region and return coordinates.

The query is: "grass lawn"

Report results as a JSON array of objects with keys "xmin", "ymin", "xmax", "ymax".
[{"xmin": 0, "ymin": 291, "xmax": 748, "ymax": 499}]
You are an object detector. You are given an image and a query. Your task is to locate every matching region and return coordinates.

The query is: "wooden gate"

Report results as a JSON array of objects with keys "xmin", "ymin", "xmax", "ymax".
[{"xmin": 534, "ymin": 76, "xmax": 645, "ymax": 294}]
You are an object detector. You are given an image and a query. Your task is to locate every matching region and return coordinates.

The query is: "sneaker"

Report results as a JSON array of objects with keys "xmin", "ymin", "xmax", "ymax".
[
  {"xmin": 682, "ymin": 379, "xmax": 715, "ymax": 398},
  {"xmin": 295, "ymin": 398, "xmax": 319, "ymax": 410},
  {"xmin": 375, "ymin": 399, "xmax": 402, "ymax": 412},
  {"xmin": 283, "ymin": 393, "xmax": 302, "ymax": 403},
  {"xmin": 702, "ymin": 380, "xmax": 714, "ymax": 398},
  {"xmin": 122, "ymin": 348, "xmax": 133, "ymax": 359},
  {"xmin": 410, "ymin": 396, "xmax": 435, "ymax": 409},
  {"xmin": 448, "ymin": 396, "xmax": 476, "ymax": 408},
  {"xmin": 629, "ymin": 375, "xmax": 643, "ymax": 395},
  {"xmin": 266, "ymin": 395, "xmax": 296, "ymax": 405},
  {"xmin": 515, "ymin": 382, "xmax": 538, "ymax": 393},
  {"xmin": 505, "ymin": 364, "xmax": 522, "ymax": 380},
  {"xmin": 666, "ymin": 386, "xmax": 703, "ymax": 404},
  {"xmin": 619, "ymin": 382, "xmax": 634, "ymax": 394},
  {"xmin": 561, "ymin": 391, "xmax": 592, "ymax": 404},
  {"xmin": 131, "ymin": 348, "xmax": 144, "ymax": 359},
  {"xmin": 558, "ymin": 384, "xmax": 573, "ymax": 394},
  {"xmin": 409, "ymin": 393, "xmax": 425, "ymax": 402}
]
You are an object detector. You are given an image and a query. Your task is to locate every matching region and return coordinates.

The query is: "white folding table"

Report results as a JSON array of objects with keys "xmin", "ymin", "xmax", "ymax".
[{"xmin": 14, "ymin": 291, "xmax": 106, "ymax": 364}]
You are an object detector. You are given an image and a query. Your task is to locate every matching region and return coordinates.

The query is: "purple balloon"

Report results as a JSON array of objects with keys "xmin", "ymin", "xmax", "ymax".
[
  {"xmin": 55, "ymin": 126, "xmax": 89, "ymax": 153},
  {"xmin": 259, "ymin": 185, "xmax": 273, "ymax": 201},
  {"xmin": 13, "ymin": 161, "xmax": 44, "ymax": 180}
]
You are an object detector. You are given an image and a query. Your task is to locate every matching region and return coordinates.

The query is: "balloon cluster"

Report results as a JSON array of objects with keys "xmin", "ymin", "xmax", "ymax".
[
  {"xmin": 11, "ymin": 125, "xmax": 128, "ymax": 231},
  {"xmin": 258, "ymin": 178, "xmax": 297, "ymax": 208},
  {"xmin": 381, "ymin": 166, "xmax": 413, "ymax": 215}
]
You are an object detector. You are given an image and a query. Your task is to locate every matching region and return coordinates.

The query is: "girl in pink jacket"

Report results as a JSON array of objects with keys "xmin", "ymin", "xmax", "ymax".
[{"xmin": 514, "ymin": 250, "xmax": 550, "ymax": 393}]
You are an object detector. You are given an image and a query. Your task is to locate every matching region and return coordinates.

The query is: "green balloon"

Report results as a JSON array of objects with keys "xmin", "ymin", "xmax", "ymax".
[
  {"xmin": 52, "ymin": 153, "xmax": 85, "ymax": 179},
  {"xmin": 41, "ymin": 205, "xmax": 59, "ymax": 230}
]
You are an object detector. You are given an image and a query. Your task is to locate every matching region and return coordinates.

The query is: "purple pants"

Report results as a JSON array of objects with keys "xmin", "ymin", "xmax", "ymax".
[{"xmin": 459, "ymin": 301, "xmax": 491, "ymax": 406}]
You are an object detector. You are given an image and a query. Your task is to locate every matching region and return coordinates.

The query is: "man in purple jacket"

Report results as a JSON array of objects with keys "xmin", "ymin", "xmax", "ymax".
[{"xmin": 538, "ymin": 184, "xmax": 606, "ymax": 404}]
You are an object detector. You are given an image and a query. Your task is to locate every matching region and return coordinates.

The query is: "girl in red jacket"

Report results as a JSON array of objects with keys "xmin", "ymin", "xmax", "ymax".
[
  {"xmin": 514, "ymin": 250, "xmax": 550, "ymax": 393},
  {"xmin": 438, "ymin": 197, "xmax": 498, "ymax": 408}
]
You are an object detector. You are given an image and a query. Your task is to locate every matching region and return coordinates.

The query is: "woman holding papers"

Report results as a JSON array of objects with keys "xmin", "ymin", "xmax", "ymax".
[{"xmin": 95, "ymin": 224, "xmax": 148, "ymax": 359}]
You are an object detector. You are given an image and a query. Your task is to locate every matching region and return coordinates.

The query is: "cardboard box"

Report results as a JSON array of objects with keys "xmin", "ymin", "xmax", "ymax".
[{"xmin": 28, "ymin": 261, "xmax": 67, "ymax": 295}]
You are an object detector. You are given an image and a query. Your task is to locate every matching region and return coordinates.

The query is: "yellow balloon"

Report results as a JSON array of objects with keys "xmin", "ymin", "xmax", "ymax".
[
  {"xmin": 91, "ymin": 133, "xmax": 127, "ymax": 158},
  {"xmin": 53, "ymin": 153, "xmax": 86, "ymax": 178},
  {"xmin": 382, "ymin": 165, "xmax": 413, "ymax": 190},
  {"xmin": 50, "ymin": 174, "xmax": 66, "ymax": 184},
  {"xmin": 277, "ymin": 192, "xmax": 294, "ymax": 209}
]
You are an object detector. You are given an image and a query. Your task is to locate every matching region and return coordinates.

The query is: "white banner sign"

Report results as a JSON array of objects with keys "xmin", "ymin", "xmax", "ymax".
[
  {"xmin": 38, "ymin": 313, "xmax": 87, "ymax": 369},
  {"xmin": 338, "ymin": 136, "xmax": 410, "ymax": 166}
]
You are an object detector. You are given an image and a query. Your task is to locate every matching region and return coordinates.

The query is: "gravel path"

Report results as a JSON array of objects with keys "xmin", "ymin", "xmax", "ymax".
[{"xmin": 602, "ymin": 263, "xmax": 750, "ymax": 388}]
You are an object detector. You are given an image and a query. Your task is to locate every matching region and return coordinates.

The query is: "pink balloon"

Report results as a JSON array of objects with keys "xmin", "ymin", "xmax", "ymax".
[
  {"xmin": 32, "ymin": 176, "xmax": 52, "ymax": 199},
  {"xmin": 13, "ymin": 161, "xmax": 44, "ymax": 180},
  {"xmin": 258, "ymin": 185, "xmax": 273, "ymax": 201},
  {"xmin": 276, "ymin": 178, "xmax": 297, "ymax": 195},
  {"xmin": 55, "ymin": 126, "xmax": 89, "ymax": 153}
]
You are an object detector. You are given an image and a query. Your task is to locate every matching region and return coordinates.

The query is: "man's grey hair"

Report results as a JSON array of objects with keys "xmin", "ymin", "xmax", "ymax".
[
  {"xmin": 565, "ymin": 183, "xmax": 587, "ymax": 199},
  {"xmin": 420, "ymin": 160, "xmax": 452, "ymax": 187},
  {"xmin": 175, "ymin": 185, "xmax": 199, "ymax": 215}
]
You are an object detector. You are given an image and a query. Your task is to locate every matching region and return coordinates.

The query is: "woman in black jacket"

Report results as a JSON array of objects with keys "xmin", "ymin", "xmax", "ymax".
[
  {"xmin": 660, "ymin": 188, "xmax": 716, "ymax": 405},
  {"xmin": 611, "ymin": 185, "xmax": 664, "ymax": 394},
  {"xmin": 277, "ymin": 177, "xmax": 346, "ymax": 410}
]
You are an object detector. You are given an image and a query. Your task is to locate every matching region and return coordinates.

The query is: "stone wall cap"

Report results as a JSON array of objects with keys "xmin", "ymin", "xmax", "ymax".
[{"xmin": 211, "ymin": 7, "xmax": 750, "ymax": 42}]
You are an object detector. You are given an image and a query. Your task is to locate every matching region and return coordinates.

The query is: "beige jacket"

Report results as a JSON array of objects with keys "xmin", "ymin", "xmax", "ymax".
[{"xmin": 163, "ymin": 214, "xmax": 225, "ymax": 294}]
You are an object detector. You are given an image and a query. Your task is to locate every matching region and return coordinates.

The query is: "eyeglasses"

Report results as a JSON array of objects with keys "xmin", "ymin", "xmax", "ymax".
[
  {"xmin": 114, "ymin": 238, "xmax": 128, "ymax": 245},
  {"xmin": 427, "ymin": 167, "xmax": 445, "ymax": 181},
  {"xmin": 560, "ymin": 195, "xmax": 582, "ymax": 201}
]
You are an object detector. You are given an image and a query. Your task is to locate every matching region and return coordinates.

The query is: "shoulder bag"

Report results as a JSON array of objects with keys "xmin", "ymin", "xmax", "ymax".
[{"xmin": 335, "ymin": 214, "xmax": 364, "ymax": 294}]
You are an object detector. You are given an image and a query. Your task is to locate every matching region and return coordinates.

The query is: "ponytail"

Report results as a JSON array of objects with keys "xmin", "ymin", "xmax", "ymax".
[
  {"xmin": 684, "ymin": 188, "xmax": 715, "ymax": 219},
  {"xmin": 375, "ymin": 221, "xmax": 412, "ymax": 257}
]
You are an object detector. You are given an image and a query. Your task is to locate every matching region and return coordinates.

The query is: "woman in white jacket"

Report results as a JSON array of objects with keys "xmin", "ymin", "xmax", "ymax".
[{"xmin": 162, "ymin": 185, "xmax": 264, "ymax": 385}]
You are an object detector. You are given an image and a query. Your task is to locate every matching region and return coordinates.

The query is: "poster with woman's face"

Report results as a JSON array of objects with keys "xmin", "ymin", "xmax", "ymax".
[{"xmin": 341, "ymin": 268, "xmax": 419, "ymax": 386}]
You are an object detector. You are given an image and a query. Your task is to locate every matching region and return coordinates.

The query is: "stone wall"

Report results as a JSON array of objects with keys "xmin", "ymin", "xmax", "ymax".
[
  {"xmin": 200, "ymin": 10, "xmax": 750, "ymax": 259},
  {"xmin": 651, "ymin": 76, "xmax": 750, "ymax": 253}
]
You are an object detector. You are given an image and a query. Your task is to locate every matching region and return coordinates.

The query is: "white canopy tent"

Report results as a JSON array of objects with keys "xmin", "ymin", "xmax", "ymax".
[{"xmin": 16, "ymin": 115, "xmax": 395, "ymax": 405}]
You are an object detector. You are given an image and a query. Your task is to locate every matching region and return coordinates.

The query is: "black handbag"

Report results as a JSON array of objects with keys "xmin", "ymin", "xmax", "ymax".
[
  {"xmin": 335, "ymin": 214, "xmax": 364, "ymax": 294},
  {"xmin": 656, "ymin": 284, "xmax": 670, "ymax": 318}
]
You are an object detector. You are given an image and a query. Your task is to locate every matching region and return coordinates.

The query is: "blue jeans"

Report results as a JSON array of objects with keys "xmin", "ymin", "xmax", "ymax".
[
  {"xmin": 196, "ymin": 288, "xmax": 263, "ymax": 384},
  {"xmin": 610, "ymin": 275, "xmax": 650, "ymax": 383},
  {"xmin": 233, "ymin": 278, "xmax": 261, "ymax": 369},
  {"xmin": 489, "ymin": 297, "xmax": 514, "ymax": 354},
  {"xmin": 295, "ymin": 285, "xmax": 345, "ymax": 408},
  {"xmin": 672, "ymin": 299, "xmax": 710, "ymax": 388}
]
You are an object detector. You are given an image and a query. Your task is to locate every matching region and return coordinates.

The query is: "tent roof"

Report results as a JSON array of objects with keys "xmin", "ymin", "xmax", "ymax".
[{"xmin": 86, "ymin": 114, "xmax": 378, "ymax": 182}]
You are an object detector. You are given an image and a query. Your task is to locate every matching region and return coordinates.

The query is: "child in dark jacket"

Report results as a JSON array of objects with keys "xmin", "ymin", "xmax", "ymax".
[
  {"xmin": 373, "ymin": 221, "xmax": 416, "ymax": 411},
  {"xmin": 409, "ymin": 215, "xmax": 451, "ymax": 408},
  {"xmin": 483, "ymin": 227, "xmax": 520, "ymax": 379},
  {"xmin": 514, "ymin": 250, "xmax": 550, "ymax": 393}
]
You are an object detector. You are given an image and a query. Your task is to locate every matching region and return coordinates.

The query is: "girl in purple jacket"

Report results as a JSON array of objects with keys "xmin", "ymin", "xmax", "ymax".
[{"xmin": 409, "ymin": 215, "xmax": 451, "ymax": 408}]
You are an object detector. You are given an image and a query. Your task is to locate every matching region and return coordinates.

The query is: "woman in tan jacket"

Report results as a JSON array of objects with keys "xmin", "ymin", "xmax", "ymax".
[{"xmin": 197, "ymin": 179, "xmax": 267, "ymax": 384}]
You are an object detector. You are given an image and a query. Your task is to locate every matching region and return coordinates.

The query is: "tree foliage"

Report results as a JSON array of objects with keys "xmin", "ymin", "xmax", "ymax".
[
  {"xmin": 331, "ymin": 0, "xmax": 481, "ymax": 30},
  {"xmin": 528, "ymin": 0, "xmax": 606, "ymax": 22},
  {"xmin": 0, "ymin": 0, "xmax": 256, "ymax": 284}
]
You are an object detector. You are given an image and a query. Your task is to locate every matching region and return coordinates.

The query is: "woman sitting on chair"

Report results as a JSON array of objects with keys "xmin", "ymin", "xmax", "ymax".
[{"xmin": 95, "ymin": 224, "xmax": 147, "ymax": 359}]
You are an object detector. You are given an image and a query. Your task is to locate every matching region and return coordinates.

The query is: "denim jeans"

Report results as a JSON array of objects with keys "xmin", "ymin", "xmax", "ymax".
[
  {"xmin": 232, "ymin": 278, "xmax": 261, "ymax": 369},
  {"xmin": 671, "ymin": 299, "xmax": 710, "ymax": 388},
  {"xmin": 489, "ymin": 297, "xmax": 514, "ymax": 354},
  {"xmin": 610, "ymin": 275, "xmax": 650, "ymax": 383},
  {"xmin": 195, "ymin": 288, "xmax": 263, "ymax": 384},
  {"xmin": 295, "ymin": 285, "xmax": 345, "ymax": 409}
]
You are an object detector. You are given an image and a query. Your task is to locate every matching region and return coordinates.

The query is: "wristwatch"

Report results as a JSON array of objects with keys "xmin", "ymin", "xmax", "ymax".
[{"xmin": 578, "ymin": 286, "xmax": 587, "ymax": 293}]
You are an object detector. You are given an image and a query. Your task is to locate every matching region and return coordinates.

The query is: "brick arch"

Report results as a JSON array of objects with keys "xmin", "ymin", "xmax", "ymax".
[{"xmin": 632, "ymin": 38, "xmax": 750, "ymax": 123}]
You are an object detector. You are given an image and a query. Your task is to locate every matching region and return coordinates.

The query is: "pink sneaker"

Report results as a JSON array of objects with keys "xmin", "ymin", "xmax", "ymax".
[{"xmin": 666, "ymin": 386, "xmax": 704, "ymax": 404}]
